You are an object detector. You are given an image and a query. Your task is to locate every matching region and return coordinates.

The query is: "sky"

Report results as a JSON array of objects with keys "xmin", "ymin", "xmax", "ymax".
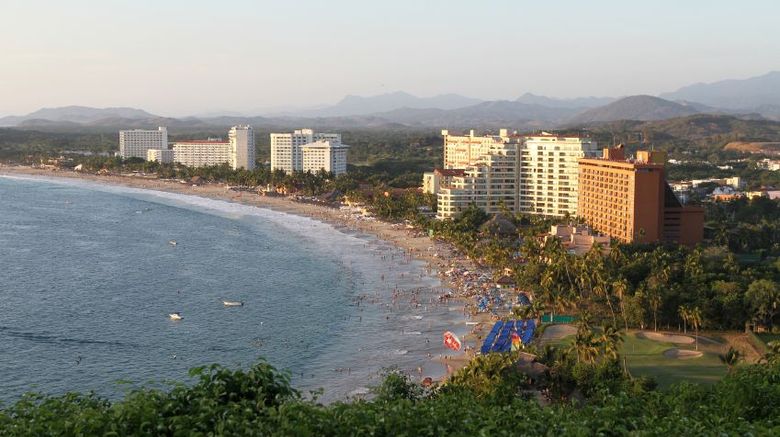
[{"xmin": 0, "ymin": 0, "xmax": 778, "ymax": 116}]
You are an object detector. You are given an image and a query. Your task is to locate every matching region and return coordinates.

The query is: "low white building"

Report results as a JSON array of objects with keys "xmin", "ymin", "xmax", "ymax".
[
  {"xmin": 147, "ymin": 149, "xmax": 174, "ymax": 164},
  {"xmin": 173, "ymin": 140, "xmax": 231, "ymax": 168},
  {"xmin": 548, "ymin": 224, "xmax": 610, "ymax": 256},
  {"xmin": 171, "ymin": 126, "xmax": 255, "ymax": 170},
  {"xmin": 301, "ymin": 140, "xmax": 349, "ymax": 175},
  {"xmin": 758, "ymin": 159, "xmax": 780, "ymax": 171}
]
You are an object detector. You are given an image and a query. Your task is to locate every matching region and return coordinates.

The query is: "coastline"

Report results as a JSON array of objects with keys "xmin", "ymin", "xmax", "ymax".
[{"xmin": 0, "ymin": 165, "xmax": 492, "ymax": 381}]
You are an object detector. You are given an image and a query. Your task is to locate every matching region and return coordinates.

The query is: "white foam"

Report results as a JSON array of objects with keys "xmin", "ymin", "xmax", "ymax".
[{"xmin": 0, "ymin": 174, "xmax": 367, "ymax": 257}]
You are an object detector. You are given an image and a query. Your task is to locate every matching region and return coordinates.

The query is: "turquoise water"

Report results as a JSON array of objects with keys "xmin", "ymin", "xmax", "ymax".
[{"xmin": 0, "ymin": 175, "xmax": 467, "ymax": 402}]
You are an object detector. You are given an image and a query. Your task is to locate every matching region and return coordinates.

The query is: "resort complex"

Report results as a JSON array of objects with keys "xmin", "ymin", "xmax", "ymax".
[
  {"xmin": 270, "ymin": 129, "xmax": 348, "ymax": 175},
  {"xmin": 426, "ymin": 129, "xmax": 704, "ymax": 245},
  {"xmin": 427, "ymin": 129, "xmax": 599, "ymax": 220}
]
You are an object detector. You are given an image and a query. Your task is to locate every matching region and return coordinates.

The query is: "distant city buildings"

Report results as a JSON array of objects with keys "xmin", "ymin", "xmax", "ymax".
[
  {"xmin": 577, "ymin": 145, "xmax": 703, "ymax": 247},
  {"xmin": 270, "ymin": 129, "xmax": 347, "ymax": 175},
  {"xmin": 758, "ymin": 158, "xmax": 780, "ymax": 171},
  {"xmin": 119, "ymin": 127, "xmax": 167, "ymax": 159},
  {"xmin": 430, "ymin": 129, "xmax": 596, "ymax": 219}
]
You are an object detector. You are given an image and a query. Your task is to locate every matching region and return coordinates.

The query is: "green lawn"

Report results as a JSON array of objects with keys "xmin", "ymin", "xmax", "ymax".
[{"xmin": 621, "ymin": 332, "xmax": 727, "ymax": 387}]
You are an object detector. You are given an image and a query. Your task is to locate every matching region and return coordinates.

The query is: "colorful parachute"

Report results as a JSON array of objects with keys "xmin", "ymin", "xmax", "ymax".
[
  {"xmin": 443, "ymin": 331, "xmax": 462, "ymax": 351},
  {"xmin": 511, "ymin": 331, "xmax": 521, "ymax": 351}
]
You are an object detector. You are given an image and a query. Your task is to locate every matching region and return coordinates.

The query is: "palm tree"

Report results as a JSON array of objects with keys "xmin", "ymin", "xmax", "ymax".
[
  {"xmin": 613, "ymin": 279, "xmax": 630, "ymax": 331},
  {"xmin": 719, "ymin": 347, "xmax": 742, "ymax": 373},
  {"xmin": 648, "ymin": 287, "xmax": 662, "ymax": 332},
  {"xmin": 598, "ymin": 324, "xmax": 624, "ymax": 362},
  {"xmin": 689, "ymin": 307, "xmax": 702, "ymax": 350},
  {"xmin": 678, "ymin": 305, "xmax": 690, "ymax": 334}
]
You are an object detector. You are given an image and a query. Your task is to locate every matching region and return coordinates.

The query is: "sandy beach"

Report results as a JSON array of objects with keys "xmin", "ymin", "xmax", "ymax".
[{"xmin": 0, "ymin": 165, "xmax": 495, "ymax": 378}]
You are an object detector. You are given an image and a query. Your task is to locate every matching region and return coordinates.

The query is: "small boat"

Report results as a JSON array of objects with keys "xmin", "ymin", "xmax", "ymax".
[
  {"xmin": 223, "ymin": 301, "xmax": 244, "ymax": 307},
  {"xmin": 168, "ymin": 240, "xmax": 177, "ymax": 246},
  {"xmin": 169, "ymin": 312, "xmax": 183, "ymax": 321}
]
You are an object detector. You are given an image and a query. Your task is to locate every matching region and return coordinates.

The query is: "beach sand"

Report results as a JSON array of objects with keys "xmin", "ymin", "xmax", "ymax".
[{"xmin": 0, "ymin": 165, "xmax": 488, "ymax": 378}]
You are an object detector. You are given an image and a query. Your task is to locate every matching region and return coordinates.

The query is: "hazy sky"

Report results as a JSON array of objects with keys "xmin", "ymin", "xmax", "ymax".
[{"xmin": 1, "ymin": 0, "xmax": 778, "ymax": 116}]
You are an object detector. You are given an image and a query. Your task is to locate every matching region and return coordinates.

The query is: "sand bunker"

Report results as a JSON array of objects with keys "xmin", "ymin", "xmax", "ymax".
[
  {"xmin": 663, "ymin": 348, "xmax": 703, "ymax": 359},
  {"xmin": 540, "ymin": 324, "xmax": 577, "ymax": 342},
  {"xmin": 636, "ymin": 331, "xmax": 695, "ymax": 344}
]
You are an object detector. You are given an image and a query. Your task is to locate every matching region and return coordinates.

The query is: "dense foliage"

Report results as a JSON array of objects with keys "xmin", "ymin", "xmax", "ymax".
[{"xmin": 1, "ymin": 357, "xmax": 779, "ymax": 435}]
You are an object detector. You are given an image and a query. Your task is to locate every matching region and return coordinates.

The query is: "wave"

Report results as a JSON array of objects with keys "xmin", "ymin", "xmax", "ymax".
[{"xmin": 0, "ymin": 174, "xmax": 368, "ymax": 259}]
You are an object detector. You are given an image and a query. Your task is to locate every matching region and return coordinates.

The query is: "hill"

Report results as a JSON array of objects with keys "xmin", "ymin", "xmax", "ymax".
[
  {"xmin": 660, "ymin": 71, "xmax": 780, "ymax": 111},
  {"xmin": 294, "ymin": 91, "xmax": 483, "ymax": 117},
  {"xmin": 515, "ymin": 93, "xmax": 615, "ymax": 109},
  {"xmin": 583, "ymin": 114, "xmax": 780, "ymax": 153},
  {"xmin": 566, "ymin": 95, "xmax": 701, "ymax": 125},
  {"xmin": 370, "ymin": 100, "xmax": 576, "ymax": 128},
  {"xmin": 0, "ymin": 106, "xmax": 158, "ymax": 127}
]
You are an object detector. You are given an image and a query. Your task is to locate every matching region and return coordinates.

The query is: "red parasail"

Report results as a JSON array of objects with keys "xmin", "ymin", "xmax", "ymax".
[{"xmin": 443, "ymin": 331, "xmax": 462, "ymax": 351}]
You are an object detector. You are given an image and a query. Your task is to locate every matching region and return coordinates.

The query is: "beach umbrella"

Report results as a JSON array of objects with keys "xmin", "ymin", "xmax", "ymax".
[{"xmin": 443, "ymin": 331, "xmax": 462, "ymax": 351}]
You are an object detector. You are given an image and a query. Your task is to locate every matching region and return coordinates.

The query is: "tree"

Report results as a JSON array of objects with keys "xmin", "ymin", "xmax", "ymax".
[
  {"xmin": 613, "ymin": 278, "xmax": 630, "ymax": 331},
  {"xmin": 744, "ymin": 279, "xmax": 780, "ymax": 330},
  {"xmin": 689, "ymin": 307, "xmax": 703, "ymax": 351},
  {"xmin": 719, "ymin": 347, "xmax": 742, "ymax": 373},
  {"xmin": 678, "ymin": 305, "xmax": 690, "ymax": 334}
]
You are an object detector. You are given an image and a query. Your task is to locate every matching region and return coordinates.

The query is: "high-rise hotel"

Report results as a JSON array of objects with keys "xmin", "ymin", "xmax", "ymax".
[
  {"xmin": 270, "ymin": 129, "xmax": 348, "ymax": 175},
  {"xmin": 577, "ymin": 145, "xmax": 703, "ymax": 246},
  {"xmin": 119, "ymin": 127, "xmax": 168, "ymax": 159},
  {"xmin": 428, "ymin": 130, "xmax": 597, "ymax": 219},
  {"xmin": 519, "ymin": 135, "xmax": 599, "ymax": 217},
  {"xmin": 434, "ymin": 129, "xmax": 521, "ymax": 219}
]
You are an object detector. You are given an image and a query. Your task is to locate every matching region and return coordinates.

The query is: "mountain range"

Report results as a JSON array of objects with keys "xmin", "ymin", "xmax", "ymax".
[{"xmin": 1, "ymin": 72, "xmax": 778, "ymax": 131}]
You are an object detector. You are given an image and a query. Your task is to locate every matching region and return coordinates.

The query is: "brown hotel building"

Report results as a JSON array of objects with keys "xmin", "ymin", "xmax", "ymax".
[{"xmin": 577, "ymin": 146, "xmax": 703, "ymax": 246}]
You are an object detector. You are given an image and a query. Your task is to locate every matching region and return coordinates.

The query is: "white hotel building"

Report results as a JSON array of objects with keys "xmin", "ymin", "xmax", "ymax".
[
  {"xmin": 433, "ymin": 129, "xmax": 521, "ymax": 219},
  {"xmin": 119, "ymin": 127, "xmax": 168, "ymax": 159},
  {"xmin": 429, "ymin": 129, "xmax": 597, "ymax": 219},
  {"xmin": 302, "ymin": 141, "xmax": 349, "ymax": 175},
  {"xmin": 164, "ymin": 125, "xmax": 255, "ymax": 170},
  {"xmin": 172, "ymin": 140, "xmax": 231, "ymax": 168},
  {"xmin": 270, "ymin": 129, "xmax": 346, "ymax": 175},
  {"xmin": 519, "ymin": 135, "xmax": 599, "ymax": 217}
]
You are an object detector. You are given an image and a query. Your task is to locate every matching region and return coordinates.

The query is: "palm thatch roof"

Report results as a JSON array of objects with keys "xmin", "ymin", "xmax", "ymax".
[{"xmin": 480, "ymin": 214, "xmax": 517, "ymax": 237}]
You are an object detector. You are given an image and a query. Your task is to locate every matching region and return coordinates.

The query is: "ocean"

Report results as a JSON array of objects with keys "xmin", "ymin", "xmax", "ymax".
[{"xmin": 0, "ymin": 175, "xmax": 468, "ymax": 403}]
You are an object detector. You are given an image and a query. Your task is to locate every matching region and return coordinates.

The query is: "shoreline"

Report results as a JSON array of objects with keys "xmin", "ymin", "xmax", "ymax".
[{"xmin": 0, "ymin": 165, "xmax": 491, "ymax": 381}]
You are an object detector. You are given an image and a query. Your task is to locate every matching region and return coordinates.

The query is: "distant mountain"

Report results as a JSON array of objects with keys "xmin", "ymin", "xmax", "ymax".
[
  {"xmin": 567, "ymin": 95, "xmax": 701, "ymax": 125},
  {"xmin": 0, "ymin": 106, "xmax": 158, "ymax": 127},
  {"xmin": 294, "ymin": 91, "xmax": 483, "ymax": 117},
  {"xmin": 660, "ymin": 71, "xmax": 780, "ymax": 110},
  {"xmin": 370, "ymin": 100, "xmax": 577, "ymax": 128},
  {"xmin": 515, "ymin": 93, "xmax": 616, "ymax": 109}
]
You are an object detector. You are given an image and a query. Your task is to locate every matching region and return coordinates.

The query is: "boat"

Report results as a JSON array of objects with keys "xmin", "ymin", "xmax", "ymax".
[
  {"xmin": 223, "ymin": 301, "xmax": 244, "ymax": 307},
  {"xmin": 168, "ymin": 240, "xmax": 177, "ymax": 246},
  {"xmin": 169, "ymin": 312, "xmax": 183, "ymax": 321}
]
